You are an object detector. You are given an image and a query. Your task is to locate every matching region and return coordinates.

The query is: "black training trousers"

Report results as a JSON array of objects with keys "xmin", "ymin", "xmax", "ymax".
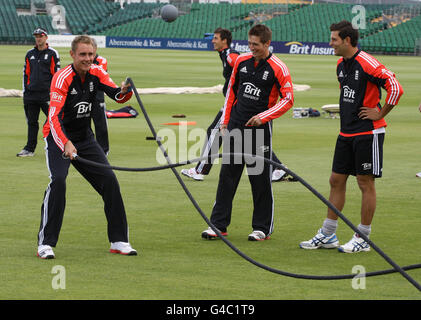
[
  {"xmin": 91, "ymin": 98, "xmax": 109, "ymax": 154},
  {"xmin": 196, "ymin": 109, "xmax": 283, "ymax": 176},
  {"xmin": 38, "ymin": 133, "xmax": 129, "ymax": 247},
  {"xmin": 23, "ymin": 100, "xmax": 49, "ymax": 152},
  {"xmin": 210, "ymin": 121, "xmax": 274, "ymax": 236}
]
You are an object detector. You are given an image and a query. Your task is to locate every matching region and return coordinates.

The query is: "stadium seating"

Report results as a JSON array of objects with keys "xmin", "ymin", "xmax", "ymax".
[
  {"xmin": 0, "ymin": 0, "xmax": 56, "ymax": 43},
  {"xmin": 262, "ymin": 3, "xmax": 390, "ymax": 42},
  {"xmin": 360, "ymin": 14, "xmax": 421, "ymax": 54},
  {"xmin": 0, "ymin": 0, "xmax": 420, "ymax": 55},
  {"xmin": 56, "ymin": 0, "xmax": 121, "ymax": 35}
]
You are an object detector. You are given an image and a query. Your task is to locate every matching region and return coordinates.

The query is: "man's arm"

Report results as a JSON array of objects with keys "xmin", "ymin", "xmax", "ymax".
[
  {"xmin": 221, "ymin": 56, "xmax": 242, "ymax": 129},
  {"xmin": 64, "ymin": 140, "xmax": 77, "ymax": 160},
  {"xmin": 95, "ymin": 66, "xmax": 132, "ymax": 103},
  {"xmin": 358, "ymin": 103, "xmax": 394, "ymax": 121},
  {"xmin": 227, "ymin": 52, "xmax": 239, "ymax": 68},
  {"xmin": 47, "ymin": 72, "xmax": 71, "ymax": 152},
  {"xmin": 23, "ymin": 54, "xmax": 30, "ymax": 91},
  {"xmin": 360, "ymin": 61, "xmax": 403, "ymax": 120},
  {"xmin": 50, "ymin": 49, "xmax": 60, "ymax": 75},
  {"xmin": 249, "ymin": 60, "xmax": 294, "ymax": 126}
]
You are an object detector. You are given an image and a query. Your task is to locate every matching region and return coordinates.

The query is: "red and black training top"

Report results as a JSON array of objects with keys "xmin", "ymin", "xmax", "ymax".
[
  {"xmin": 219, "ymin": 47, "xmax": 239, "ymax": 97},
  {"xmin": 23, "ymin": 44, "xmax": 60, "ymax": 102},
  {"xmin": 93, "ymin": 54, "xmax": 108, "ymax": 101},
  {"xmin": 43, "ymin": 64, "xmax": 132, "ymax": 150},
  {"xmin": 336, "ymin": 50, "xmax": 403, "ymax": 137},
  {"xmin": 223, "ymin": 52, "xmax": 294, "ymax": 126}
]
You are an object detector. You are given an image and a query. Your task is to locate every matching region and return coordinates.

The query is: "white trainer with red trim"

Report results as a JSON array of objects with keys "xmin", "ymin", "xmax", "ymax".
[
  {"xmin": 110, "ymin": 242, "xmax": 137, "ymax": 255},
  {"xmin": 37, "ymin": 245, "xmax": 55, "ymax": 259},
  {"xmin": 181, "ymin": 168, "xmax": 204, "ymax": 181}
]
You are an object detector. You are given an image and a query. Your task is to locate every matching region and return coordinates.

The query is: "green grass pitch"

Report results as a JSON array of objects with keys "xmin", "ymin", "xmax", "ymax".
[{"xmin": 1, "ymin": 45, "xmax": 421, "ymax": 300}]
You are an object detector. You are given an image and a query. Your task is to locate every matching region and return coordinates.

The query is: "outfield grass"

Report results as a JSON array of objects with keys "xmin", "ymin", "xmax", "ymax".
[{"xmin": 1, "ymin": 45, "xmax": 421, "ymax": 300}]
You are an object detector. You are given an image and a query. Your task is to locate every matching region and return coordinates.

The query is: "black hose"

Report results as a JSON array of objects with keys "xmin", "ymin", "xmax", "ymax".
[
  {"xmin": 72, "ymin": 77, "xmax": 421, "ymax": 291},
  {"xmin": 74, "ymin": 153, "xmax": 421, "ymax": 282}
]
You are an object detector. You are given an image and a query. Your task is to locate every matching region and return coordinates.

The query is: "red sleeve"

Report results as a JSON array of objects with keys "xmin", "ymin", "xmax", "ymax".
[
  {"xmin": 50, "ymin": 57, "xmax": 56, "ymax": 76},
  {"xmin": 43, "ymin": 67, "xmax": 73, "ymax": 150},
  {"xmin": 97, "ymin": 56, "xmax": 108, "ymax": 71},
  {"xmin": 93, "ymin": 65, "xmax": 132, "ymax": 103},
  {"xmin": 49, "ymin": 48, "xmax": 60, "ymax": 75},
  {"xmin": 257, "ymin": 57, "xmax": 294, "ymax": 123},
  {"xmin": 221, "ymin": 54, "xmax": 251, "ymax": 125},
  {"xmin": 102, "ymin": 58, "xmax": 108, "ymax": 71},
  {"xmin": 226, "ymin": 52, "xmax": 239, "ymax": 68},
  {"xmin": 221, "ymin": 66, "xmax": 238, "ymax": 124},
  {"xmin": 356, "ymin": 52, "xmax": 403, "ymax": 107},
  {"xmin": 24, "ymin": 57, "xmax": 30, "ymax": 86}
]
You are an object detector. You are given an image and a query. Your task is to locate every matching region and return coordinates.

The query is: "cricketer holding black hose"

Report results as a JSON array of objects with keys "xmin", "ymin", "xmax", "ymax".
[
  {"xmin": 37, "ymin": 35, "xmax": 136, "ymax": 259},
  {"xmin": 202, "ymin": 24, "xmax": 294, "ymax": 241}
]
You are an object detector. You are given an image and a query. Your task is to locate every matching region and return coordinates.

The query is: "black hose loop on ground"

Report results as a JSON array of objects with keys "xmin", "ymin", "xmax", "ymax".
[{"xmin": 74, "ymin": 152, "xmax": 421, "ymax": 287}]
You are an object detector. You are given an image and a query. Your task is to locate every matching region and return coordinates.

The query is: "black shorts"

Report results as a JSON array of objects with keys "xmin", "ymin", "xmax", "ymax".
[{"xmin": 332, "ymin": 133, "xmax": 384, "ymax": 177}]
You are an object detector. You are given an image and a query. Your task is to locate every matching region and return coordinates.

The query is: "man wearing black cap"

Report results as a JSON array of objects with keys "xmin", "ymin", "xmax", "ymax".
[{"xmin": 19, "ymin": 27, "xmax": 60, "ymax": 157}]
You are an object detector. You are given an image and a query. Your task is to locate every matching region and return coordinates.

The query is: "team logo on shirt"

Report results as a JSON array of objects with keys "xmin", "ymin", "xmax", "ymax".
[
  {"xmin": 262, "ymin": 71, "xmax": 269, "ymax": 80},
  {"xmin": 74, "ymin": 101, "xmax": 92, "ymax": 118},
  {"xmin": 243, "ymin": 82, "xmax": 261, "ymax": 100},
  {"xmin": 342, "ymin": 85, "xmax": 356, "ymax": 103},
  {"xmin": 354, "ymin": 70, "xmax": 359, "ymax": 80}
]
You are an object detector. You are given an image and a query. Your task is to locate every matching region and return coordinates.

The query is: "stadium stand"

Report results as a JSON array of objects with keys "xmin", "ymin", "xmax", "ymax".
[
  {"xmin": 360, "ymin": 14, "xmax": 421, "ymax": 53},
  {"xmin": 56, "ymin": 0, "xmax": 121, "ymax": 35},
  {"xmin": 1, "ymin": 0, "xmax": 420, "ymax": 55},
  {"xmin": 0, "ymin": 0, "xmax": 57, "ymax": 43}
]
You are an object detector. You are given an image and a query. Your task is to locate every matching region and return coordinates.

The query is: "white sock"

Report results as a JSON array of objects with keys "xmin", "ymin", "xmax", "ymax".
[
  {"xmin": 321, "ymin": 218, "xmax": 338, "ymax": 236},
  {"xmin": 357, "ymin": 224, "xmax": 371, "ymax": 238}
]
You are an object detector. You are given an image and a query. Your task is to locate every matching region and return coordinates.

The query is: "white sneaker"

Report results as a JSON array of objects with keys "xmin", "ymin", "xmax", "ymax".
[
  {"xmin": 338, "ymin": 233, "xmax": 370, "ymax": 253},
  {"xmin": 416, "ymin": 172, "xmax": 421, "ymax": 178},
  {"xmin": 272, "ymin": 169, "xmax": 287, "ymax": 182},
  {"xmin": 37, "ymin": 245, "xmax": 55, "ymax": 259},
  {"xmin": 248, "ymin": 230, "xmax": 270, "ymax": 241},
  {"xmin": 299, "ymin": 228, "xmax": 339, "ymax": 249},
  {"xmin": 17, "ymin": 149, "xmax": 34, "ymax": 157},
  {"xmin": 181, "ymin": 168, "xmax": 204, "ymax": 181},
  {"xmin": 110, "ymin": 242, "xmax": 137, "ymax": 255},
  {"xmin": 201, "ymin": 227, "xmax": 228, "ymax": 240}
]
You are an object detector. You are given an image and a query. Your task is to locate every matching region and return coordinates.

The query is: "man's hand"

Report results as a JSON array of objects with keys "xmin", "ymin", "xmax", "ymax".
[
  {"xmin": 220, "ymin": 123, "xmax": 228, "ymax": 136},
  {"xmin": 245, "ymin": 115, "xmax": 263, "ymax": 127},
  {"xmin": 120, "ymin": 79, "xmax": 132, "ymax": 94},
  {"xmin": 358, "ymin": 104, "xmax": 394, "ymax": 121},
  {"xmin": 64, "ymin": 140, "xmax": 77, "ymax": 160},
  {"xmin": 358, "ymin": 107, "xmax": 382, "ymax": 121}
]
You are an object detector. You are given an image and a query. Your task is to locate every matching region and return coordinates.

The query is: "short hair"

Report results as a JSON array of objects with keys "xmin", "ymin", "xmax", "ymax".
[
  {"xmin": 71, "ymin": 35, "xmax": 94, "ymax": 52},
  {"xmin": 248, "ymin": 24, "xmax": 272, "ymax": 44},
  {"xmin": 214, "ymin": 27, "xmax": 232, "ymax": 47},
  {"xmin": 330, "ymin": 20, "xmax": 359, "ymax": 47},
  {"xmin": 91, "ymin": 37, "xmax": 98, "ymax": 49}
]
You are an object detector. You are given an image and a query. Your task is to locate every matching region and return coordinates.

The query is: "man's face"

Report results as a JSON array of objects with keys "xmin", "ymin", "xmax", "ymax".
[
  {"xmin": 248, "ymin": 35, "xmax": 269, "ymax": 60},
  {"xmin": 212, "ymin": 33, "xmax": 227, "ymax": 51},
  {"xmin": 34, "ymin": 34, "xmax": 47, "ymax": 47},
  {"xmin": 329, "ymin": 31, "xmax": 348, "ymax": 56},
  {"xmin": 70, "ymin": 43, "xmax": 94, "ymax": 74}
]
